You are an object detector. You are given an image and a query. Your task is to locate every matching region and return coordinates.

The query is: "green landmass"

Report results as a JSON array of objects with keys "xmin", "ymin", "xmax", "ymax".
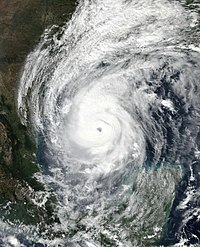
[{"xmin": 0, "ymin": 0, "xmax": 76, "ymax": 226}]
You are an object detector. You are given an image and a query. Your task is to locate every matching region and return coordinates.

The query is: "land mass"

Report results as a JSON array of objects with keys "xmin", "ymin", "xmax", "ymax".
[{"xmin": 0, "ymin": 0, "xmax": 76, "ymax": 225}]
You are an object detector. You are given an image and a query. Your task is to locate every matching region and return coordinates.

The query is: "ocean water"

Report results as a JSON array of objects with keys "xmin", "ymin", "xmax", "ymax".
[{"xmin": 3, "ymin": 0, "xmax": 200, "ymax": 246}]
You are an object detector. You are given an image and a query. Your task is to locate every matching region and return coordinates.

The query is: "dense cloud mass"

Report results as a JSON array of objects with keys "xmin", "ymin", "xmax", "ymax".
[{"xmin": 14, "ymin": 0, "xmax": 200, "ymax": 246}]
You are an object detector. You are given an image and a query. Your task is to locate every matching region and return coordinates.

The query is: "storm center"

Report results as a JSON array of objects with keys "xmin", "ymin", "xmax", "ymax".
[{"xmin": 97, "ymin": 127, "xmax": 102, "ymax": 132}]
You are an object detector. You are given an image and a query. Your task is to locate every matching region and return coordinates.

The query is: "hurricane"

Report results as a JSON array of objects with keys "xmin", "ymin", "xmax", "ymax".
[{"xmin": 6, "ymin": 0, "xmax": 200, "ymax": 246}]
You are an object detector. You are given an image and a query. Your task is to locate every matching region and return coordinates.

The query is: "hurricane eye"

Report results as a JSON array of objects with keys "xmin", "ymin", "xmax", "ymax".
[{"xmin": 97, "ymin": 127, "xmax": 102, "ymax": 132}]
